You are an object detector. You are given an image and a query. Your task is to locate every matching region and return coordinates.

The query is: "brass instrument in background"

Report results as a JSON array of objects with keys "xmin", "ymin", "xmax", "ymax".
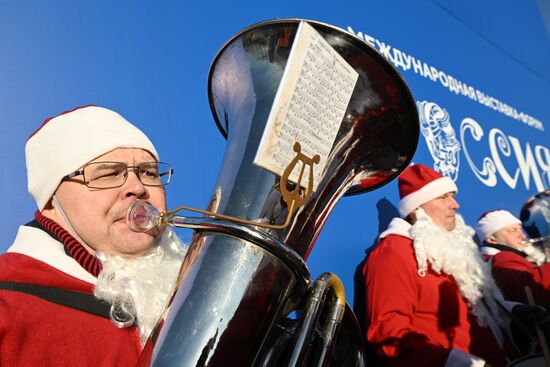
[
  {"xmin": 136, "ymin": 19, "xmax": 420, "ymax": 366},
  {"xmin": 521, "ymin": 190, "xmax": 550, "ymax": 260}
]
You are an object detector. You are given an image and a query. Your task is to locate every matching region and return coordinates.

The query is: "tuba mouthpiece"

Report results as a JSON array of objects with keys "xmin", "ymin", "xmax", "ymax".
[{"xmin": 126, "ymin": 200, "xmax": 161, "ymax": 232}]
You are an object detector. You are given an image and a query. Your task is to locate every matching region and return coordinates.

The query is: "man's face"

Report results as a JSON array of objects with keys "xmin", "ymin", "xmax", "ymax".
[
  {"xmin": 491, "ymin": 223, "xmax": 527, "ymax": 250},
  {"xmin": 47, "ymin": 148, "xmax": 167, "ymax": 257},
  {"xmin": 419, "ymin": 192, "xmax": 460, "ymax": 231}
]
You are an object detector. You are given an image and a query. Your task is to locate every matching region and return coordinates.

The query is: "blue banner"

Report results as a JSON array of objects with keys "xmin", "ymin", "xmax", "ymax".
[{"xmin": 1, "ymin": 0, "xmax": 548, "ymax": 307}]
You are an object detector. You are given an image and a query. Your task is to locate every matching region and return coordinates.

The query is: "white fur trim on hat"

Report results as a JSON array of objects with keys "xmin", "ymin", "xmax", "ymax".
[
  {"xmin": 475, "ymin": 210, "xmax": 521, "ymax": 242},
  {"xmin": 399, "ymin": 176, "xmax": 458, "ymax": 217},
  {"xmin": 26, "ymin": 106, "xmax": 158, "ymax": 210}
]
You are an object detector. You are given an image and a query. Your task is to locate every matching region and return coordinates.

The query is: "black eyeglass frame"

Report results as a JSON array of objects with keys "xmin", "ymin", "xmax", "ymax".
[{"xmin": 61, "ymin": 161, "xmax": 174, "ymax": 189}]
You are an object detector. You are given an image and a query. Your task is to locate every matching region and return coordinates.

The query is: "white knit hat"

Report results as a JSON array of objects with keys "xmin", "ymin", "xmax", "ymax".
[
  {"xmin": 26, "ymin": 106, "xmax": 159, "ymax": 210},
  {"xmin": 475, "ymin": 210, "xmax": 521, "ymax": 242},
  {"xmin": 398, "ymin": 163, "xmax": 458, "ymax": 217}
]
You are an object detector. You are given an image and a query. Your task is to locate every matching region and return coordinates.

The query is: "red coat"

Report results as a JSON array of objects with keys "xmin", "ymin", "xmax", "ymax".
[
  {"xmin": 363, "ymin": 218, "xmax": 513, "ymax": 367},
  {"xmin": 0, "ymin": 225, "xmax": 142, "ymax": 367},
  {"xmin": 482, "ymin": 246, "xmax": 550, "ymax": 308}
]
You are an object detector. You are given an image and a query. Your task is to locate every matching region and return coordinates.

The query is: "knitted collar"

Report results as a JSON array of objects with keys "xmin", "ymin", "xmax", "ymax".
[{"xmin": 32, "ymin": 211, "xmax": 102, "ymax": 277}]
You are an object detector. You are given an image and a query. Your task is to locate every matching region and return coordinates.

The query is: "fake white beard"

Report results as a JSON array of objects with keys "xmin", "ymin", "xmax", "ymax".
[
  {"xmin": 94, "ymin": 227, "xmax": 187, "ymax": 344},
  {"xmin": 523, "ymin": 244, "xmax": 547, "ymax": 266},
  {"xmin": 410, "ymin": 209, "xmax": 506, "ymax": 328}
]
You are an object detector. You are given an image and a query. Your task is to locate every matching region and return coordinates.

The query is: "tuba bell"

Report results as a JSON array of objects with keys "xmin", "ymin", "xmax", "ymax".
[{"xmin": 136, "ymin": 18, "xmax": 419, "ymax": 366}]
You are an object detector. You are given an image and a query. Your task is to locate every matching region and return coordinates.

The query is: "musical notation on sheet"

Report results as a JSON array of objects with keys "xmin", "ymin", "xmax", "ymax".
[{"xmin": 254, "ymin": 21, "xmax": 358, "ymax": 190}]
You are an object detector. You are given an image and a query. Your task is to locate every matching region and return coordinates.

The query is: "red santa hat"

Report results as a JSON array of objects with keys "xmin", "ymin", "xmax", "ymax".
[
  {"xmin": 398, "ymin": 163, "xmax": 458, "ymax": 217},
  {"xmin": 475, "ymin": 210, "xmax": 521, "ymax": 242},
  {"xmin": 26, "ymin": 105, "xmax": 159, "ymax": 210}
]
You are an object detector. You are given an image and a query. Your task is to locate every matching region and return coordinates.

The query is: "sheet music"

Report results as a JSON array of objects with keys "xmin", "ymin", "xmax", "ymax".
[{"xmin": 254, "ymin": 21, "xmax": 358, "ymax": 191}]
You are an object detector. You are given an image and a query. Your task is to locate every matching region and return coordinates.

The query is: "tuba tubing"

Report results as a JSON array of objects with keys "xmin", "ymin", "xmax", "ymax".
[{"xmin": 288, "ymin": 273, "xmax": 346, "ymax": 367}]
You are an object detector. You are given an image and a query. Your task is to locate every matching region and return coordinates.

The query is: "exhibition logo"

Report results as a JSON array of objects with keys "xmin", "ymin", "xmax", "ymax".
[
  {"xmin": 417, "ymin": 101, "xmax": 461, "ymax": 181},
  {"xmin": 417, "ymin": 100, "xmax": 549, "ymax": 192}
]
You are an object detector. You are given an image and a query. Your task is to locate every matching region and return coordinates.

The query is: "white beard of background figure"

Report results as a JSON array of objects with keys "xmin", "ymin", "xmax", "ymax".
[
  {"xmin": 417, "ymin": 101, "xmax": 461, "ymax": 181},
  {"xmin": 411, "ymin": 208, "xmax": 506, "ymax": 328}
]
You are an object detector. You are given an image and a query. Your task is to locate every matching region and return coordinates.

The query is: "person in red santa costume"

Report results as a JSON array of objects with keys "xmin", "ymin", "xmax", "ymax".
[
  {"xmin": 476, "ymin": 210, "xmax": 550, "ymax": 309},
  {"xmin": 0, "ymin": 106, "xmax": 187, "ymax": 366},
  {"xmin": 361, "ymin": 163, "xmax": 550, "ymax": 367}
]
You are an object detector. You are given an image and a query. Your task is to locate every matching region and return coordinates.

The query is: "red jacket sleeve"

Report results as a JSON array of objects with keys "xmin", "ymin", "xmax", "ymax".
[
  {"xmin": 363, "ymin": 236, "xmax": 450, "ymax": 367},
  {"xmin": 491, "ymin": 251, "xmax": 550, "ymax": 308}
]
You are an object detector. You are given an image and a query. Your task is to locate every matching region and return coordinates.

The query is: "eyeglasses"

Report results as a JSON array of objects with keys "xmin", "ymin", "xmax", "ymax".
[{"xmin": 62, "ymin": 161, "xmax": 174, "ymax": 189}]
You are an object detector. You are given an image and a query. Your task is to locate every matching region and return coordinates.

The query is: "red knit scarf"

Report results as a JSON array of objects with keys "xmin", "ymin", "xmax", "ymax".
[{"xmin": 34, "ymin": 211, "xmax": 102, "ymax": 277}]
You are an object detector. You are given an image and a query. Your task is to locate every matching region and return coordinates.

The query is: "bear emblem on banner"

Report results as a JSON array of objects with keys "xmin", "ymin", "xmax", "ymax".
[{"xmin": 417, "ymin": 100, "xmax": 461, "ymax": 181}]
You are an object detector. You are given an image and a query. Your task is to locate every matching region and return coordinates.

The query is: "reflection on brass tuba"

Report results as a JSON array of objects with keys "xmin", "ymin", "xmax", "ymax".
[{"xmin": 136, "ymin": 19, "xmax": 419, "ymax": 366}]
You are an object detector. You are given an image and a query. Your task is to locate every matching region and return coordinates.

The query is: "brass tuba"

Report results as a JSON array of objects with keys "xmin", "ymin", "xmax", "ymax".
[{"xmin": 136, "ymin": 18, "xmax": 419, "ymax": 366}]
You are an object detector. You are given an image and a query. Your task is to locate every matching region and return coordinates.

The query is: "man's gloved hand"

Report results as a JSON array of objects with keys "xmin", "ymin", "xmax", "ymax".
[{"xmin": 511, "ymin": 304, "xmax": 550, "ymax": 337}]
